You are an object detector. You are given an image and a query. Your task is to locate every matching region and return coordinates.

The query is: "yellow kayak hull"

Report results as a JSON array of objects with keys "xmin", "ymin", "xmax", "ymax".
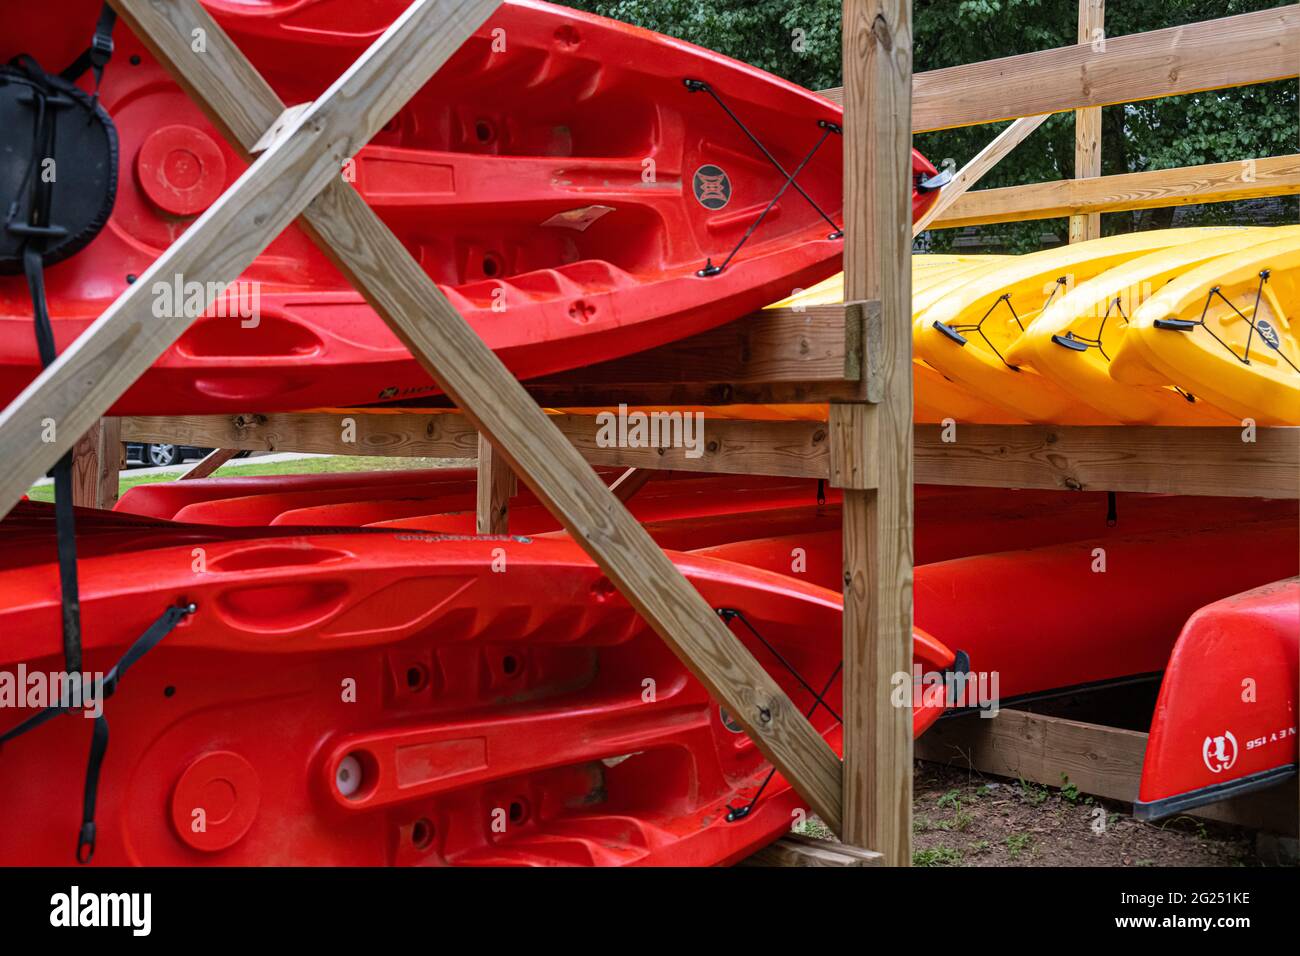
[
  {"xmin": 1111, "ymin": 234, "xmax": 1300, "ymax": 425},
  {"xmin": 913, "ymin": 228, "xmax": 1247, "ymax": 423},
  {"xmin": 1007, "ymin": 228, "xmax": 1300, "ymax": 425}
]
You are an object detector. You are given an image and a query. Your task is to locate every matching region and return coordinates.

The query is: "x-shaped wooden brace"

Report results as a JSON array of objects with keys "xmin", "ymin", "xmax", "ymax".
[{"xmin": 0, "ymin": 0, "xmax": 845, "ymax": 832}]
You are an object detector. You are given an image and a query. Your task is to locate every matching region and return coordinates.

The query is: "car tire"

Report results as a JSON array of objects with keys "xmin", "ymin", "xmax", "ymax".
[{"xmin": 147, "ymin": 443, "xmax": 180, "ymax": 467}]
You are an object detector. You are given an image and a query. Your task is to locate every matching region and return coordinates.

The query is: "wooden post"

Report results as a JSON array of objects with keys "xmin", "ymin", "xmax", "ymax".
[
  {"xmin": 70, "ymin": 417, "xmax": 122, "ymax": 510},
  {"xmin": 1070, "ymin": 0, "xmax": 1104, "ymax": 242},
  {"xmin": 475, "ymin": 433, "xmax": 516, "ymax": 534},
  {"xmin": 0, "ymin": 0, "xmax": 846, "ymax": 830},
  {"xmin": 839, "ymin": 0, "xmax": 914, "ymax": 864}
]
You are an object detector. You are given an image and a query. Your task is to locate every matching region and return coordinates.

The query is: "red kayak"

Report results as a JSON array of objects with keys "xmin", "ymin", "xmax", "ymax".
[
  {"xmin": 1136, "ymin": 579, "xmax": 1299, "ymax": 821},
  {"xmin": 113, "ymin": 468, "xmax": 478, "ymax": 520},
  {"xmin": 117, "ymin": 472, "xmax": 827, "ymax": 527},
  {"xmin": 0, "ymin": 505, "xmax": 955, "ymax": 866},
  {"xmin": 0, "ymin": 0, "xmax": 940, "ymax": 415},
  {"xmin": 910, "ymin": 521, "xmax": 1297, "ymax": 706},
  {"xmin": 692, "ymin": 493, "xmax": 1300, "ymax": 591},
  {"xmin": 698, "ymin": 506, "xmax": 1298, "ymax": 705}
]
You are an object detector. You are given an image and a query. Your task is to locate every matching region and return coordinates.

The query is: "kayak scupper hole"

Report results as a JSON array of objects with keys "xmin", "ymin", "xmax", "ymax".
[
  {"xmin": 508, "ymin": 798, "xmax": 529, "ymax": 825},
  {"xmin": 405, "ymin": 665, "xmax": 429, "ymax": 692},
  {"xmin": 482, "ymin": 253, "xmax": 502, "ymax": 278},
  {"xmin": 410, "ymin": 818, "xmax": 435, "ymax": 850},
  {"xmin": 474, "ymin": 120, "xmax": 495, "ymax": 144},
  {"xmin": 501, "ymin": 654, "xmax": 521, "ymax": 677}
]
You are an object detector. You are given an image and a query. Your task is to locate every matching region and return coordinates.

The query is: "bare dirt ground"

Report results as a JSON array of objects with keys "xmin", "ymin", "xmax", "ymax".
[
  {"xmin": 911, "ymin": 761, "xmax": 1262, "ymax": 867},
  {"xmin": 797, "ymin": 760, "xmax": 1280, "ymax": 866}
]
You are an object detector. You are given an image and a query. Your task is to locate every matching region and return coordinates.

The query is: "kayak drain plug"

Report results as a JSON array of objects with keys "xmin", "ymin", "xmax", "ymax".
[{"xmin": 336, "ymin": 754, "xmax": 363, "ymax": 798}]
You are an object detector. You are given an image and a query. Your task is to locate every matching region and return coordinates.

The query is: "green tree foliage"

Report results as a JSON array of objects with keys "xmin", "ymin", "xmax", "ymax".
[{"xmin": 568, "ymin": 0, "xmax": 1298, "ymax": 250}]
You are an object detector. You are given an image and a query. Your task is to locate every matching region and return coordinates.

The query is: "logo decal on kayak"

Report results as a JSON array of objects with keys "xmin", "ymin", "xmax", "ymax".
[
  {"xmin": 693, "ymin": 164, "xmax": 731, "ymax": 210},
  {"xmin": 1202, "ymin": 731, "xmax": 1238, "ymax": 773},
  {"xmin": 1256, "ymin": 318, "xmax": 1281, "ymax": 351}
]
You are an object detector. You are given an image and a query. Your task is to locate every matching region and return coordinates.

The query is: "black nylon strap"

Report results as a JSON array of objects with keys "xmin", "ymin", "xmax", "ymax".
[
  {"xmin": 23, "ymin": 244, "xmax": 84, "ymax": 676},
  {"xmin": 0, "ymin": 603, "xmax": 195, "ymax": 863},
  {"xmin": 59, "ymin": 3, "xmax": 117, "ymax": 94},
  {"xmin": 78, "ymin": 715, "xmax": 109, "ymax": 863},
  {"xmin": 79, "ymin": 602, "xmax": 195, "ymax": 863}
]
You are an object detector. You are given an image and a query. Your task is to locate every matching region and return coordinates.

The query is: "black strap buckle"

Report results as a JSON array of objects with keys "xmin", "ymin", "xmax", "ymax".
[{"xmin": 88, "ymin": 31, "xmax": 114, "ymax": 69}]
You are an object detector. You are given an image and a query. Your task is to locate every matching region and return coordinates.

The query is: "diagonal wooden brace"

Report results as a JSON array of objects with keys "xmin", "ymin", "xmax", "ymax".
[{"xmin": 0, "ymin": 0, "xmax": 845, "ymax": 830}]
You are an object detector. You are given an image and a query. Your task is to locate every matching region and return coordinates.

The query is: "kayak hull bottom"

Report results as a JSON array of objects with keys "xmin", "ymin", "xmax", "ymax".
[{"xmin": 1133, "ymin": 765, "xmax": 1298, "ymax": 822}]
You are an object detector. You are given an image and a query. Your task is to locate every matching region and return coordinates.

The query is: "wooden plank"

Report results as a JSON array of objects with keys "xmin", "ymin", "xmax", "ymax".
[
  {"xmin": 528, "ymin": 303, "xmax": 857, "ymax": 390},
  {"xmin": 124, "ymin": 416, "xmax": 1300, "ymax": 496},
  {"xmin": 821, "ymin": 6, "xmax": 1300, "ymax": 130},
  {"xmin": 122, "ymin": 412, "xmax": 832, "ymax": 478},
  {"xmin": 913, "ymin": 425, "xmax": 1300, "ymax": 498},
  {"xmin": 0, "ymin": 0, "xmax": 499, "ymax": 512},
  {"xmin": 912, "ymin": 115, "xmax": 1050, "ymax": 237},
  {"xmin": 1069, "ymin": 0, "xmax": 1104, "ymax": 242},
  {"xmin": 107, "ymin": 0, "xmax": 846, "ymax": 829},
  {"xmin": 180, "ymin": 448, "xmax": 241, "ymax": 480},
  {"xmin": 475, "ymin": 433, "xmax": 516, "ymax": 534},
  {"xmin": 740, "ymin": 833, "xmax": 883, "ymax": 867},
  {"xmin": 123, "ymin": 411, "xmax": 479, "ymax": 458},
  {"xmin": 523, "ymin": 379, "xmax": 862, "ymax": 409},
  {"xmin": 560, "ymin": 414, "xmax": 827, "ymax": 477},
  {"xmin": 839, "ymin": 0, "xmax": 914, "ymax": 865},
  {"xmin": 918, "ymin": 709, "xmax": 1299, "ymax": 835},
  {"xmin": 71, "ymin": 418, "xmax": 121, "ymax": 510},
  {"xmin": 609, "ymin": 467, "xmax": 653, "ymax": 503},
  {"xmin": 936, "ymin": 153, "xmax": 1300, "ymax": 229}
]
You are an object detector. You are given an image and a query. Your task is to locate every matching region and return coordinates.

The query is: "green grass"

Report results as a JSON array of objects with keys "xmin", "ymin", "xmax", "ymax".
[
  {"xmin": 913, "ymin": 846, "xmax": 962, "ymax": 867},
  {"xmin": 1005, "ymin": 833, "xmax": 1034, "ymax": 860},
  {"xmin": 792, "ymin": 816, "xmax": 835, "ymax": 841},
  {"xmin": 25, "ymin": 454, "xmax": 471, "ymax": 503}
]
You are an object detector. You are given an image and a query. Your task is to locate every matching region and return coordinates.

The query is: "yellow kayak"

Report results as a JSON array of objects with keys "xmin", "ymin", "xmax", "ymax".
[
  {"xmin": 767, "ymin": 254, "xmax": 1006, "ymax": 312},
  {"xmin": 913, "ymin": 228, "xmax": 1247, "ymax": 423},
  {"xmin": 1110, "ymin": 233, "xmax": 1300, "ymax": 425},
  {"xmin": 1007, "ymin": 228, "xmax": 1300, "ymax": 424},
  {"xmin": 770, "ymin": 256, "xmax": 1019, "ymax": 423},
  {"xmin": 567, "ymin": 257, "xmax": 1022, "ymax": 425}
]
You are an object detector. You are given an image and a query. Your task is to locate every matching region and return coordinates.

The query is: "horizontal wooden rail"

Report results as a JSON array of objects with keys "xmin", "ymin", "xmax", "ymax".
[
  {"xmin": 741, "ymin": 833, "xmax": 883, "ymax": 867},
  {"xmin": 121, "ymin": 415, "xmax": 1300, "ymax": 498},
  {"xmin": 935, "ymin": 153, "xmax": 1300, "ymax": 228},
  {"xmin": 820, "ymin": 6, "xmax": 1300, "ymax": 131},
  {"xmin": 121, "ymin": 412, "xmax": 831, "ymax": 478},
  {"xmin": 911, "ymin": 424, "xmax": 1300, "ymax": 498},
  {"xmin": 526, "ymin": 303, "xmax": 860, "ymax": 396}
]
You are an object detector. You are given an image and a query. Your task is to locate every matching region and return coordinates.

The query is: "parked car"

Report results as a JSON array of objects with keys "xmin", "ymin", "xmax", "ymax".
[{"xmin": 123, "ymin": 442, "xmax": 215, "ymax": 468}]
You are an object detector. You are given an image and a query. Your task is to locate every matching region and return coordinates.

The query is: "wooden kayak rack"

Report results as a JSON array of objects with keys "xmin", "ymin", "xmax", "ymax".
[{"xmin": 2, "ymin": 0, "xmax": 1297, "ymax": 866}]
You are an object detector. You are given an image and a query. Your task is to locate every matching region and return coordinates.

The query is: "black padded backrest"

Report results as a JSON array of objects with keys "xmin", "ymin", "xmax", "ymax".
[{"xmin": 0, "ymin": 60, "xmax": 118, "ymax": 274}]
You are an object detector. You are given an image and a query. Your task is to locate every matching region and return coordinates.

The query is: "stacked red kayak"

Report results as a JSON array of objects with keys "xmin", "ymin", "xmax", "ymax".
[
  {"xmin": 0, "ymin": 0, "xmax": 940, "ymax": 414},
  {"xmin": 0, "ymin": 500, "xmax": 951, "ymax": 867},
  {"xmin": 3, "ymin": 482, "xmax": 1296, "ymax": 865}
]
